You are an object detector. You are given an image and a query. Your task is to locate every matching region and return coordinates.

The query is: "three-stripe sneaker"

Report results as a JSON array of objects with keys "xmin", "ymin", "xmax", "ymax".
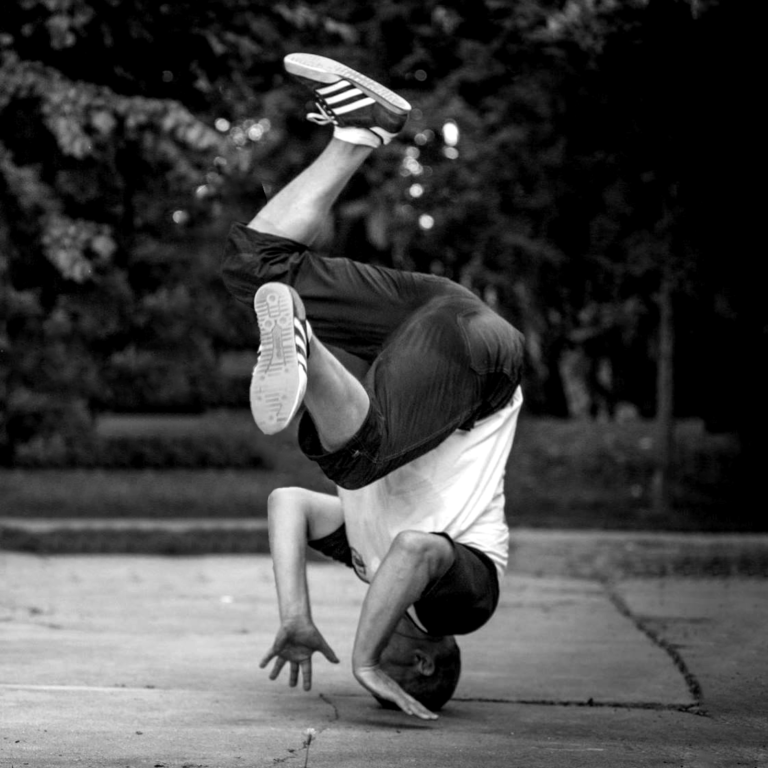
[
  {"xmin": 250, "ymin": 283, "xmax": 312, "ymax": 435},
  {"xmin": 284, "ymin": 53, "xmax": 411, "ymax": 146}
]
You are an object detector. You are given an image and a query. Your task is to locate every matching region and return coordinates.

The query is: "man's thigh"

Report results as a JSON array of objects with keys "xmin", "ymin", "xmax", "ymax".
[
  {"xmin": 368, "ymin": 293, "xmax": 522, "ymax": 458},
  {"xmin": 223, "ymin": 225, "xmax": 471, "ymax": 363},
  {"xmin": 299, "ymin": 292, "xmax": 522, "ymax": 489},
  {"xmin": 413, "ymin": 536, "xmax": 500, "ymax": 636}
]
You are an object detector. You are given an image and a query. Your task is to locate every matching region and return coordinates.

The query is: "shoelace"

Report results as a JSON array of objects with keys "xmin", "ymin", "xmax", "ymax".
[
  {"xmin": 306, "ymin": 101, "xmax": 337, "ymax": 126},
  {"xmin": 307, "ymin": 102, "xmax": 338, "ymax": 125}
]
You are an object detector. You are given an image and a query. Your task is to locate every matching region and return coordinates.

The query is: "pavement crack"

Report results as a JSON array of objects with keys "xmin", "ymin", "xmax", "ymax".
[
  {"xmin": 270, "ymin": 736, "xmax": 310, "ymax": 766},
  {"xmin": 601, "ymin": 580, "xmax": 706, "ymax": 715},
  {"xmin": 318, "ymin": 692, "xmax": 339, "ymax": 721}
]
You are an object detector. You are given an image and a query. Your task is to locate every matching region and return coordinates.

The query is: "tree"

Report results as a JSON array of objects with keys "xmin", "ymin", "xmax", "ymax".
[
  {"xmin": 2, "ymin": 0, "xmax": 754, "ymax": 489},
  {"xmin": 0, "ymin": 0, "xmax": 361, "ymax": 461},
  {"xmin": 540, "ymin": 0, "xmax": 750, "ymax": 513}
]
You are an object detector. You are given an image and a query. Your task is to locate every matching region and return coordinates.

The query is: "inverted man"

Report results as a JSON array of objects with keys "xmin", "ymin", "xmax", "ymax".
[{"xmin": 221, "ymin": 53, "xmax": 524, "ymax": 720}]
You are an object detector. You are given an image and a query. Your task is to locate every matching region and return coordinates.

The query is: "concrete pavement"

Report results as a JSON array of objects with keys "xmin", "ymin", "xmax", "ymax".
[{"xmin": 1, "ymin": 532, "xmax": 767, "ymax": 767}]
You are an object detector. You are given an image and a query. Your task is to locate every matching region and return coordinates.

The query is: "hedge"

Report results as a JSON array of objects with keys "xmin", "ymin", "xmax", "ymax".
[{"xmin": 14, "ymin": 432, "xmax": 268, "ymax": 469}]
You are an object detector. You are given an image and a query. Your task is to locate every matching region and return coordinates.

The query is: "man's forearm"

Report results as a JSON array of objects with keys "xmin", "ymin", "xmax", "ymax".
[
  {"xmin": 267, "ymin": 487, "xmax": 344, "ymax": 623},
  {"xmin": 267, "ymin": 489, "xmax": 312, "ymax": 622},
  {"xmin": 352, "ymin": 531, "xmax": 453, "ymax": 668}
]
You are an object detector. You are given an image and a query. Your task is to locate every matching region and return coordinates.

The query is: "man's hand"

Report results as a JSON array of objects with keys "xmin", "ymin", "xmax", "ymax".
[
  {"xmin": 354, "ymin": 664, "xmax": 438, "ymax": 720},
  {"xmin": 260, "ymin": 617, "xmax": 339, "ymax": 691}
]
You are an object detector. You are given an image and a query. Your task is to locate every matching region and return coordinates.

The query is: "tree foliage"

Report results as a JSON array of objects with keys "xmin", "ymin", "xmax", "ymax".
[
  {"xmin": 0, "ymin": 0, "xmax": 754, "ymax": 469},
  {"xmin": 0, "ymin": 0, "xmax": 319, "ymax": 461}
]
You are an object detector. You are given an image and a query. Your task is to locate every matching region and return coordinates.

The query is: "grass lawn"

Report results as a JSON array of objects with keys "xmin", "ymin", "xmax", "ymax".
[{"xmin": 0, "ymin": 411, "xmax": 751, "ymax": 532}]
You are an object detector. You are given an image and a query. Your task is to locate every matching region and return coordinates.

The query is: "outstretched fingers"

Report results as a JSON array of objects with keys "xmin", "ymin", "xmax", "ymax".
[
  {"xmin": 259, "ymin": 624, "xmax": 339, "ymax": 690},
  {"xmin": 268, "ymin": 657, "xmax": 287, "ymax": 681},
  {"xmin": 289, "ymin": 661, "xmax": 300, "ymax": 688},
  {"xmin": 258, "ymin": 646, "xmax": 277, "ymax": 669},
  {"xmin": 399, "ymin": 693, "xmax": 438, "ymax": 721},
  {"xmin": 354, "ymin": 666, "xmax": 438, "ymax": 721},
  {"xmin": 319, "ymin": 638, "xmax": 340, "ymax": 665},
  {"xmin": 301, "ymin": 659, "xmax": 312, "ymax": 690}
]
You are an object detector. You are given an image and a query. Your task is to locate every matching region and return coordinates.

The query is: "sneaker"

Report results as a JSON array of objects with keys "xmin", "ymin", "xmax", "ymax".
[
  {"xmin": 284, "ymin": 53, "xmax": 411, "ymax": 145},
  {"xmin": 250, "ymin": 283, "xmax": 312, "ymax": 435}
]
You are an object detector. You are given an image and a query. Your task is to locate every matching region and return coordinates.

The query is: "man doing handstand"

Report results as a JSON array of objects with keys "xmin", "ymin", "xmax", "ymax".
[{"xmin": 221, "ymin": 53, "xmax": 525, "ymax": 720}]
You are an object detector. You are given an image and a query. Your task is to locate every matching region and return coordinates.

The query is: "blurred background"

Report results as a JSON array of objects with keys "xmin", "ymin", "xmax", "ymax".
[{"xmin": 0, "ymin": 0, "xmax": 762, "ymax": 541}]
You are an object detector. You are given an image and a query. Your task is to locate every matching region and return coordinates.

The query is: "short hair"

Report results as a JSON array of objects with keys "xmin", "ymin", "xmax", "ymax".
[{"xmin": 375, "ymin": 638, "xmax": 462, "ymax": 712}]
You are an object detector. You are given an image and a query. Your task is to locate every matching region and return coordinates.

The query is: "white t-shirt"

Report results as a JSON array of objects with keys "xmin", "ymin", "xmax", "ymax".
[{"xmin": 337, "ymin": 386, "xmax": 523, "ymax": 585}]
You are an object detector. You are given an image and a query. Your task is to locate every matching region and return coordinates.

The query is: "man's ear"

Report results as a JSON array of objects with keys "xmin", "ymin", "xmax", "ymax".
[{"xmin": 414, "ymin": 649, "xmax": 436, "ymax": 676}]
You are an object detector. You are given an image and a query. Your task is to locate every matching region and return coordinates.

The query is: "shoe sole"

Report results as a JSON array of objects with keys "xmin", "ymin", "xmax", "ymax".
[
  {"xmin": 250, "ymin": 284, "xmax": 305, "ymax": 435},
  {"xmin": 284, "ymin": 53, "xmax": 411, "ymax": 116}
]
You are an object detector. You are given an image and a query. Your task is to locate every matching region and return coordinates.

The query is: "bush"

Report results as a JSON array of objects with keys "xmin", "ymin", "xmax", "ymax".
[
  {"xmin": 1, "ymin": 389, "xmax": 95, "ymax": 467},
  {"xmin": 14, "ymin": 432, "xmax": 267, "ymax": 469}
]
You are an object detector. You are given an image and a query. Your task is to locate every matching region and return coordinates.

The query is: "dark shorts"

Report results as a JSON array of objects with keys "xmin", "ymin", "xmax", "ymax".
[
  {"xmin": 222, "ymin": 225, "xmax": 525, "ymax": 490},
  {"xmin": 308, "ymin": 525, "xmax": 500, "ymax": 636}
]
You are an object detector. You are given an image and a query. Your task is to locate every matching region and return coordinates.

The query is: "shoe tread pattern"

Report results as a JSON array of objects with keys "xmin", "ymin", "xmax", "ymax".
[{"xmin": 250, "ymin": 285, "xmax": 304, "ymax": 434}]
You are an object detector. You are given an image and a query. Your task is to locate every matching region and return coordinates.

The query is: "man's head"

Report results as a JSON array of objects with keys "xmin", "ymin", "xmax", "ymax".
[{"xmin": 375, "ymin": 615, "xmax": 461, "ymax": 712}]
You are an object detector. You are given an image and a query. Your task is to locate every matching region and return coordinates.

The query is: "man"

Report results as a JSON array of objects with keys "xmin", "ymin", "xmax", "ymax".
[{"xmin": 221, "ymin": 53, "xmax": 524, "ymax": 720}]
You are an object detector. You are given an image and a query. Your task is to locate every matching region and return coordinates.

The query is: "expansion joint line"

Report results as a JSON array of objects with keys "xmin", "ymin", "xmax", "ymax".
[
  {"xmin": 601, "ymin": 578, "xmax": 707, "ymax": 717},
  {"xmin": 455, "ymin": 696, "xmax": 701, "ymax": 713}
]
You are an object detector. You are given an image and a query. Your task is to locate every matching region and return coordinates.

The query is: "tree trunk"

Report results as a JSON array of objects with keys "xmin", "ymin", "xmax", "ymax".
[{"xmin": 652, "ymin": 267, "xmax": 675, "ymax": 516}]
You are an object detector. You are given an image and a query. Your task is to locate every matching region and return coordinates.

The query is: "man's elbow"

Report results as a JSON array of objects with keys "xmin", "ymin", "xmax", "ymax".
[{"xmin": 268, "ymin": 487, "xmax": 306, "ymax": 505}]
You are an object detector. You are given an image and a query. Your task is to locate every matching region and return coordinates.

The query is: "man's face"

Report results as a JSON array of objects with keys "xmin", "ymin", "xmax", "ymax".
[{"xmin": 377, "ymin": 616, "xmax": 439, "ymax": 686}]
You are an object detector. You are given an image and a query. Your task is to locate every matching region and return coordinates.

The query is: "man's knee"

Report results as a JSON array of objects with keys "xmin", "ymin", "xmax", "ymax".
[
  {"xmin": 221, "ymin": 224, "xmax": 306, "ymax": 306},
  {"xmin": 458, "ymin": 309, "xmax": 524, "ymax": 378}
]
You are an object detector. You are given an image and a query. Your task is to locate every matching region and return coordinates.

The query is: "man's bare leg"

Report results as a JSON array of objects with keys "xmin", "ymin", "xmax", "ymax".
[
  {"xmin": 248, "ymin": 54, "xmax": 410, "ymax": 450},
  {"xmin": 303, "ymin": 340, "xmax": 370, "ymax": 452},
  {"xmin": 249, "ymin": 139, "xmax": 373, "ymax": 246},
  {"xmin": 248, "ymin": 140, "xmax": 374, "ymax": 451}
]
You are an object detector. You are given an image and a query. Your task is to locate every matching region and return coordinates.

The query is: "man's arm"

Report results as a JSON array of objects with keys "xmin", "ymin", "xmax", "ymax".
[
  {"xmin": 352, "ymin": 530, "xmax": 454, "ymax": 720},
  {"xmin": 259, "ymin": 487, "xmax": 344, "ymax": 690}
]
